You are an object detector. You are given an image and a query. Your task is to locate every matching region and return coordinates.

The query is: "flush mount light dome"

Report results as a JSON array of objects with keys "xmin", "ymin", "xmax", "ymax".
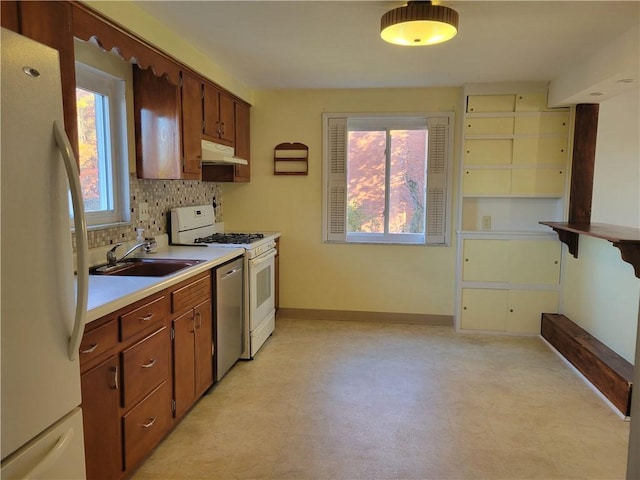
[{"xmin": 381, "ymin": 1, "xmax": 459, "ymax": 46}]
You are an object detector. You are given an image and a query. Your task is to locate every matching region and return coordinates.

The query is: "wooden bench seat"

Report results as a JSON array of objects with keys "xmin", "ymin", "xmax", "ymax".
[{"xmin": 541, "ymin": 313, "xmax": 633, "ymax": 416}]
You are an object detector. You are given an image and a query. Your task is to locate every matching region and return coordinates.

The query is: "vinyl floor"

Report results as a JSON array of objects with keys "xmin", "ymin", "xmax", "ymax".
[{"xmin": 132, "ymin": 317, "xmax": 630, "ymax": 480}]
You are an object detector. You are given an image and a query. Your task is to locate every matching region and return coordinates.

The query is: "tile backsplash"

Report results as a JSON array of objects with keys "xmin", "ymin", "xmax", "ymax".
[{"xmin": 84, "ymin": 174, "xmax": 222, "ymax": 249}]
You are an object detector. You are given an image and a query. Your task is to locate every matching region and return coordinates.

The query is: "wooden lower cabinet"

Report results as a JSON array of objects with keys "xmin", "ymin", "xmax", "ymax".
[
  {"xmin": 81, "ymin": 355, "xmax": 121, "ymax": 480},
  {"xmin": 171, "ymin": 272, "xmax": 214, "ymax": 419},
  {"xmin": 81, "ymin": 275, "xmax": 215, "ymax": 479},
  {"xmin": 460, "ymin": 288, "xmax": 559, "ymax": 333}
]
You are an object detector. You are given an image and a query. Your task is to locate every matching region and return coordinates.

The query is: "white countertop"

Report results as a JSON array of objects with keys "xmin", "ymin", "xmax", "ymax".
[{"xmin": 86, "ymin": 246, "xmax": 245, "ymax": 323}]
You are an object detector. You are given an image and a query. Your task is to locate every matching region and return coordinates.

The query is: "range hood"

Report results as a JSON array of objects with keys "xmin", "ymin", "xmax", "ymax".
[{"xmin": 201, "ymin": 139, "xmax": 248, "ymax": 166}]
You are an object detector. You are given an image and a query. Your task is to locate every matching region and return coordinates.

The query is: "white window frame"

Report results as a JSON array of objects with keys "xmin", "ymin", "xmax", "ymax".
[
  {"xmin": 74, "ymin": 62, "xmax": 129, "ymax": 227},
  {"xmin": 322, "ymin": 112, "xmax": 454, "ymax": 246}
]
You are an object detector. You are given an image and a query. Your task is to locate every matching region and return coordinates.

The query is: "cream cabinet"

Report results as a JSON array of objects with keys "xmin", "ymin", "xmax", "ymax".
[
  {"xmin": 456, "ymin": 84, "xmax": 569, "ymax": 334},
  {"xmin": 461, "ymin": 288, "xmax": 559, "ymax": 333}
]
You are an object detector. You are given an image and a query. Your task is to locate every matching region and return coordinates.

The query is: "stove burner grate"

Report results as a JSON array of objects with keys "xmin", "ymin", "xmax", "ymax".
[{"xmin": 194, "ymin": 233, "xmax": 265, "ymax": 244}]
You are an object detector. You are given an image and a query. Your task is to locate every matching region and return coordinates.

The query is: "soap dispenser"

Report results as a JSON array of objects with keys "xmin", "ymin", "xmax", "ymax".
[{"xmin": 135, "ymin": 228, "xmax": 145, "ymax": 256}]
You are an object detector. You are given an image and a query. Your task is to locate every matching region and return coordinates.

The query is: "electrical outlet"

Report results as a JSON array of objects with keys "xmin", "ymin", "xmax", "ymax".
[
  {"xmin": 139, "ymin": 202, "xmax": 149, "ymax": 221},
  {"xmin": 481, "ymin": 215, "xmax": 492, "ymax": 230}
]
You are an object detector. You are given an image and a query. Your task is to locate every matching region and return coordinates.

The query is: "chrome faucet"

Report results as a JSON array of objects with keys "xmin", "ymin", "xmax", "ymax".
[{"xmin": 106, "ymin": 241, "xmax": 151, "ymax": 267}]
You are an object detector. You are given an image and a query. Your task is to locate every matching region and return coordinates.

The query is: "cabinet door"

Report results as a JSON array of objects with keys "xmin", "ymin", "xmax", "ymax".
[
  {"xmin": 514, "ymin": 115, "xmax": 569, "ymax": 134},
  {"xmin": 462, "ymin": 239, "xmax": 509, "ymax": 282},
  {"xmin": 133, "ymin": 67, "xmax": 182, "ymax": 179},
  {"xmin": 463, "ymin": 169, "xmax": 511, "ymax": 195},
  {"xmin": 464, "ymin": 139, "xmax": 512, "ymax": 165},
  {"xmin": 514, "ymin": 93, "xmax": 548, "ymax": 112},
  {"xmin": 20, "ymin": 0, "xmax": 78, "ymax": 160},
  {"xmin": 507, "ymin": 290, "xmax": 558, "ymax": 333},
  {"xmin": 203, "ymin": 84, "xmax": 235, "ymax": 146},
  {"xmin": 509, "ymin": 240, "xmax": 561, "ymax": 285},
  {"xmin": 194, "ymin": 298, "xmax": 214, "ymax": 397},
  {"xmin": 233, "ymin": 101, "xmax": 251, "ymax": 181},
  {"xmin": 81, "ymin": 356, "xmax": 122, "ymax": 480},
  {"xmin": 460, "ymin": 289, "xmax": 508, "ymax": 331},
  {"xmin": 218, "ymin": 93, "xmax": 235, "ymax": 145},
  {"xmin": 511, "ymin": 168, "xmax": 565, "ymax": 196},
  {"xmin": 465, "ymin": 117, "xmax": 514, "ymax": 135},
  {"xmin": 512, "ymin": 137, "xmax": 567, "ymax": 166},
  {"xmin": 180, "ymin": 71, "xmax": 203, "ymax": 179},
  {"xmin": 172, "ymin": 310, "xmax": 195, "ymax": 418},
  {"xmin": 467, "ymin": 95, "xmax": 515, "ymax": 113}
]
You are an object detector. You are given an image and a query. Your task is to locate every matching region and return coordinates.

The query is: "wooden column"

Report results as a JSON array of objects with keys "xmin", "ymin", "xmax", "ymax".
[{"xmin": 568, "ymin": 104, "xmax": 599, "ymax": 224}]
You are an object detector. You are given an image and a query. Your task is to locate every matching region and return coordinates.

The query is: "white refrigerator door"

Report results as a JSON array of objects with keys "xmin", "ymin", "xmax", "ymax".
[
  {"xmin": 1, "ymin": 408, "xmax": 86, "ymax": 480},
  {"xmin": 1, "ymin": 28, "xmax": 84, "ymax": 462}
]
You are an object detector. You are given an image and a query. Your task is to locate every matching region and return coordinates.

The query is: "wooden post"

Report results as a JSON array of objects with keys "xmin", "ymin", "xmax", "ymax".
[{"xmin": 568, "ymin": 104, "xmax": 599, "ymax": 224}]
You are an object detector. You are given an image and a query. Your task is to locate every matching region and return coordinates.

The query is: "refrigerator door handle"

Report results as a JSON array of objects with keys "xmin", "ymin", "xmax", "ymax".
[
  {"xmin": 53, "ymin": 121, "xmax": 89, "ymax": 361},
  {"xmin": 23, "ymin": 427, "xmax": 75, "ymax": 480}
]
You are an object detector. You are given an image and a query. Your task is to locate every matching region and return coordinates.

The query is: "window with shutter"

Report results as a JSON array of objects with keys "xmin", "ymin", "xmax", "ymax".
[{"xmin": 322, "ymin": 113, "xmax": 453, "ymax": 245}]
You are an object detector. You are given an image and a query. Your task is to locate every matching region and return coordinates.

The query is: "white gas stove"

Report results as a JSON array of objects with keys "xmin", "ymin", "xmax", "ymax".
[{"xmin": 170, "ymin": 205, "xmax": 278, "ymax": 360}]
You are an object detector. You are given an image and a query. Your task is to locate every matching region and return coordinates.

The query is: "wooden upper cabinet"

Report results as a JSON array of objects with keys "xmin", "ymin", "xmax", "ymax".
[
  {"xmin": 180, "ymin": 71, "xmax": 204, "ymax": 178},
  {"xmin": 17, "ymin": 1, "xmax": 79, "ymax": 160},
  {"xmin": 133, "ymin": 67, "xmax": 183, "ymax": 179},
  {"xmin": 203, "ymin": 83, "xmax": 235, "ymax": 146},
  {"xmin": 233, "ymin": 101, "xmax": 251, "ymax": 182}
]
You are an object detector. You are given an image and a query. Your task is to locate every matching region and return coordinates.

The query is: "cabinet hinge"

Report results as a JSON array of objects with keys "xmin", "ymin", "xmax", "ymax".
[{"xmin": 171, "ymin": 399, "xmax": 176, "ymax": 413}]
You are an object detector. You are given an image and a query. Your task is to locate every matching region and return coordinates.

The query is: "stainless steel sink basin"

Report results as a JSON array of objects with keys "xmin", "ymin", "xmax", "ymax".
[{"xmin": 89, "ymin": 258, "xmax": 204, "ymax": 277}]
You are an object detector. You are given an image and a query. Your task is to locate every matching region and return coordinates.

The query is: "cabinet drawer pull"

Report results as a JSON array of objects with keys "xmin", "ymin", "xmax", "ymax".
[
  {"xmin": 139, "ymin": 313, "xmax": 154, "ymax": 322},
  {"xmin": 141, "ymin": 359, "xmax": 157, "ymax": 369},
  {"xmin": 110, "ymin": 366, "xmax": 119, "ymax": 390},
  {"xmin": 80, "ymin": 343, "xmax": 99, "ymax": 354},
  {"xmin": 195, "ymin": 311, "xmax": 202, "ymax": 329},
  {"xmin": 141, "ymin": 417, "xmax": 157, "ymax": 428}
]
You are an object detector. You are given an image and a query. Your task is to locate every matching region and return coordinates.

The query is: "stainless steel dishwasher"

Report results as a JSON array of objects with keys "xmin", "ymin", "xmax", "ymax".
[{"xmin": 215, "ymin": 256, "xmax": 244, "ymax": 381}]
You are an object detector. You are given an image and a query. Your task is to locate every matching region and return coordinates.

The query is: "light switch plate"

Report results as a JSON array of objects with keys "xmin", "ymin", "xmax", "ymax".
[{"xmin": 481, "ymin": 215, "xmax": 491, "ymax": 230}]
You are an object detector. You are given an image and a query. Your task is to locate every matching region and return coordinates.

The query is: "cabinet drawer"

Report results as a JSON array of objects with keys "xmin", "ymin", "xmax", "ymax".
[
  {"xmin": 171, "ymin": 273, "xmax": 211, "ymax": 315},
  {"xmin": 120, "ymin": 295, "xmax": 168, "ymax": 341},
  {"xmin": 122, "ymin": 327, "xmax": 170, "ymax": 408},
  {"xmin": 80, "ymin": 318, "xmax": 118, "ymax": 372},
  {"xmin": 123, "ymin": 381, "xmax": 172, "ymax": 471},
  {"xmin": 467, "ymin": 95, "xmax": 515, "ymax": 113}
]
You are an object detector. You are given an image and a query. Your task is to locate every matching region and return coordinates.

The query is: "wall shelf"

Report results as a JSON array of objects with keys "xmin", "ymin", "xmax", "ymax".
[
  {"xmin": 274, "ymin": 142, "xmax": 308, "ymax": 175},
  {"xmin": 540, "ymin": 221, "xmax": 640, "ymax": 278}
]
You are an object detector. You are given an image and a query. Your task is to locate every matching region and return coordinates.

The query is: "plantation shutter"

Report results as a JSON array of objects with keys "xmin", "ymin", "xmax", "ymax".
[
  {"xmin": 425, "ymin": 117, "xmax": 449, "ymax": 244},
  {"xmin": 326, "ymin": 117, "xmax": 348, "ymax": 242}
]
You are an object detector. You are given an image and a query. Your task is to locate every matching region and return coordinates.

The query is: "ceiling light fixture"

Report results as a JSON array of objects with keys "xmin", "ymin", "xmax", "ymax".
[{"xmin": 381, "ymin": 1, "xmax": 459, "ymax": 46}]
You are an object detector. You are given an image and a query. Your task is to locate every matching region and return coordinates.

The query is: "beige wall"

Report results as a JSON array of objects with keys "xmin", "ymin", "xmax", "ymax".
[
  {"xmin": 223, "ymin": 88, "xmax": 460, "ymax": 315},
  {"xmin": 561, "ymin": 87, "xmax": 640, "ymax": 363}
]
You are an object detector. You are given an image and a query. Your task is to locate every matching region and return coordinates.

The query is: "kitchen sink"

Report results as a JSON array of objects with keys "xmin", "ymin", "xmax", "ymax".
[{"xmin": 89, "ymin": 258, "xmax": 205, "ymax": 277}]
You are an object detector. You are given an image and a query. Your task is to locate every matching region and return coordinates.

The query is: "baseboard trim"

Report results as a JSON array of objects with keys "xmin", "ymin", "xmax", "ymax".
[{"xmin": 276, "ymin": 308, "xmax": 453, "ymax": 326}]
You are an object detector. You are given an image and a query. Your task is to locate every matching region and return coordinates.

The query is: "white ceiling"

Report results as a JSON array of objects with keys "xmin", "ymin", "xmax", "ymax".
[{"xmin": 132, "ymin": 1, "xmax": 640, "ymax": 90}]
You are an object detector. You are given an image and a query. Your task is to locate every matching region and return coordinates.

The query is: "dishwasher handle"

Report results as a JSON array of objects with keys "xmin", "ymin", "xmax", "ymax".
[{"xmin": 220, "ymin": 265, "xmax": 243, "ymax": 280}]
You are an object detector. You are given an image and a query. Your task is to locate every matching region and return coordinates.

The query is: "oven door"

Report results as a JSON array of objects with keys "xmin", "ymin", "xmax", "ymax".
[{"xmin": 248, "ymin": 248, "xmax": 276, "ymax": 332}]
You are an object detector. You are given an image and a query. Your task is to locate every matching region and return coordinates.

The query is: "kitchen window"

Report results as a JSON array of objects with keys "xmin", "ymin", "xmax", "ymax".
[
  {"xmin": 322, "ymin": 113, "xmax": 453, "ymax": 245},
  {"xmin": 74, "ymin": 62, "xmax": 129, "ymax": 226}
]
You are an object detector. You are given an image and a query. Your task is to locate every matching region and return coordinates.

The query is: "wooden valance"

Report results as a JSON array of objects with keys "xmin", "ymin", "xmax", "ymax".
[{"xmin": 72, "ymin": 2, "xmax": 181, "ymax": 85}]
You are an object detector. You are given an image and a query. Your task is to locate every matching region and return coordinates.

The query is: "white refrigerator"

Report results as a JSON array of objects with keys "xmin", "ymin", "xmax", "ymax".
[{"xmin": 1, "ymin": 27, "xmax": 89, "ymax": 479}]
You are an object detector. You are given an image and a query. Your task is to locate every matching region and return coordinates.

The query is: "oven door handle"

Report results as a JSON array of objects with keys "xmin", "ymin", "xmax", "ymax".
[{"xmin": 249, "ymin": 249, "xmax": 277, "ymax": 266}]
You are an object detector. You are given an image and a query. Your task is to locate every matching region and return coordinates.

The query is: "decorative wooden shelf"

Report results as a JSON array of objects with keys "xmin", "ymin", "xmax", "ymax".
[
  {"xmin": 274, "ymin": 142, "xmax": 308, "ymax": 175},
  {"xmin": 540, "ymin": 221, "xmax": 640, "ymax": 278}
]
